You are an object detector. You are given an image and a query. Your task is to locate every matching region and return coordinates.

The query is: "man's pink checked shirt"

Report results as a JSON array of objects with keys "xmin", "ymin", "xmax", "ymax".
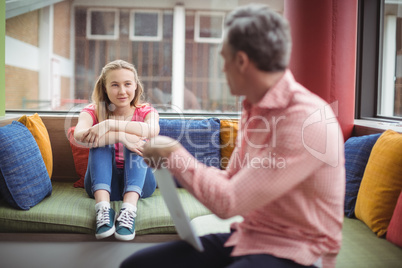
[{"xmin": 166, "ymin": 70, "xmax": 345, "ymax": 268}]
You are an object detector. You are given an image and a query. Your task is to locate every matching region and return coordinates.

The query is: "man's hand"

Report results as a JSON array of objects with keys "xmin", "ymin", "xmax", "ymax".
[{"xmin": 143, "ymin": 136, "xmax": 182, "ymax": 168}]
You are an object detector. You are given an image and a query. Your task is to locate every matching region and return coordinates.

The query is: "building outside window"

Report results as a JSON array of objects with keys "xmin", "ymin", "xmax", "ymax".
[
  {"xmin": 6, "ymin": 0, "xmax": 402, "ymax": 121},
  {"xmin": 380, "ymin": 0, "xmax": 402, "ymax": 118},
  {"xmin": 4, "ymin": 0, "xmax": 282, "ymax": 114}
]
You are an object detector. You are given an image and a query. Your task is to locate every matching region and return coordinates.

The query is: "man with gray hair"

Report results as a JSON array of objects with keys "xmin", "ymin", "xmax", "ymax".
[{"xmin": 121, "ymin": 4, "xmax": 344, "ymax": 268}]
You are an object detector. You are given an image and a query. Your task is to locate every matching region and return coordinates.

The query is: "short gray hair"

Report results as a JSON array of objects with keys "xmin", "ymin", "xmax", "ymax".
[{"xmin": 224, "ymin": 4, "xmax": 291, "ymax": 72}]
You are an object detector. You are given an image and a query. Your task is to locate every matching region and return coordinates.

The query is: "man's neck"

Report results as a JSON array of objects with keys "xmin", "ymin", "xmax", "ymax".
[{"xmin": 246, "ymin": 70, "xmax": 285, "ymax": 104}]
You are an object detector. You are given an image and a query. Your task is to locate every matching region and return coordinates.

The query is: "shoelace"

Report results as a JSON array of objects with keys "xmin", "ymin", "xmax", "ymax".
[
  {"xmin": 96, "ymin": 206, "xmax": 110, "ymax": 228},
  {"xmin": 117, "ymin": 208, "xmax": 136, "ymax": 229}
]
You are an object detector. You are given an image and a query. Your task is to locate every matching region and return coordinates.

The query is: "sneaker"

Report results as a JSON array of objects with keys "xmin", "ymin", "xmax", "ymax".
[
  {"xmin": 95, "ymin": 206, "xmax": 116, "ymax": 239},
  {"xmin": 115, "ymin": 208, "xmax": 136, "ymax": 241}
]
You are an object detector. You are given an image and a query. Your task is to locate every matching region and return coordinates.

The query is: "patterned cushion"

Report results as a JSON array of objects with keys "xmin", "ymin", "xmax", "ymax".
[
  {"xmin": 0, "ymin": 121, "xmax": 52, "ymax": 210},
  {"xmin": 344, "ymin": 133, "xmax": 381, "ymax": 218},
  {"xmin": 220, "ymin": 120, "xmax": 239, "ymax": 169},
  {"xmin": 159, "ymin": 118, "xmax": 221, "ymax": 186},
  {"xmin": 17, "ymin": 113, "xmax": 53, "ymax": 179},
  {"xmin": 355, "ymin": 130, "xmax": 402, "ymax": 237},
  {"xmin": 386, "ymin": 191, "xmax": 402, "ymax": 247}
]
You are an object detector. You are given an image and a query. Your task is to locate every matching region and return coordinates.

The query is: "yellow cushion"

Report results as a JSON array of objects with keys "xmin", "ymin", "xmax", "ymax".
[
  {"xmin": 355, "ymin": 130, "xmax": 402, "ymax": 237},
  {"xmin": 17, "ymin": 114, "xmax": 53, "ymax": 178},
  {"xmin": 220, "ymin": 120, "xmax": 238, "ymax": 169}
]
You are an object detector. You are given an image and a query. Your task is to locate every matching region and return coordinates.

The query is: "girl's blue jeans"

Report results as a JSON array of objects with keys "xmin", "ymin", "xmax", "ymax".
[{"xmin": 84, "ymin": 145, "xmax": 156, "ymax": 201}]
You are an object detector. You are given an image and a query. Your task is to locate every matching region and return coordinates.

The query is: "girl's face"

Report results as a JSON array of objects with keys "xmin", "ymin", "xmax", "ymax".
[{"xmin": 105, "ymin": 68, "xmax": 137, "ymax": 109}]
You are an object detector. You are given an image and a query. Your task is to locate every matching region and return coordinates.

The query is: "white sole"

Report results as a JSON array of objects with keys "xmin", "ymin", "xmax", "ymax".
[
  {"xmin": 95, "ymin": 226, "xmax": 116, "ymax": 239},
  {"xmin": 114, "ymin": 231, "xmax": 135, "ymax": 241}
]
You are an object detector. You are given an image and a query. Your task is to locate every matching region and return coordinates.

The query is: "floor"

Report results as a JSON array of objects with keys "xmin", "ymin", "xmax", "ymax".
[{"xmin": 0, "ymin": 241, "xmax": 157, "ymax": 268}]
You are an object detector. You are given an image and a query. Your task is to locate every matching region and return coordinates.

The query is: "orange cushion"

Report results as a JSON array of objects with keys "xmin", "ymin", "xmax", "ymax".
[
  {"xmin": 355, "ymin": 130, "xmax": 402, "ymax": 237},
  {"xmin": 220, "ymin": 120, "xmax": 238, "ymax": 169},
  {"xmin": 17, "ymin": 114, "xmax": 53, "ymax": 179},
  {"xmin": 67, "ymin": 126, "xmax": 89, "ymax": 188}
]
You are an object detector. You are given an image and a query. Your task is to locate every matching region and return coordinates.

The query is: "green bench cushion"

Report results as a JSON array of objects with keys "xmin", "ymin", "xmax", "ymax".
[
  {"xmin": 337, "ymin": 217, "xmax": 402, "ymax": 268},
  {"xmin": 190, "ymin": 214, "xmax": 402, "ymax": 268},
  {"xmin": 0, "ymin": 182, "xmax": 211, "ymax": 235}
]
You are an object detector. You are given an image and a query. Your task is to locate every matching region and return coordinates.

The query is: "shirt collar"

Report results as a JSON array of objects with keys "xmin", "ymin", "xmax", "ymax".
[{"xmin": 243, "ymin": 69, "xmax": 295, "ymax": 111}]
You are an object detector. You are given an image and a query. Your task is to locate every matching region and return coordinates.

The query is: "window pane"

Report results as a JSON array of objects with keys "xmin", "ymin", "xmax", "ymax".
[
  {"xmin": 380, "ymin": 2, "xmax": 402, "ymax": 117},
  {"xmin": 90, "ymin": 11, "xmax": 116, "ymax": 36},
  {"xmin": 199, "ymin": 15, "xmax": 223, "ymax": 38},
  {"xmin": 163, "ymin": 12, "xmax": 173, "ymax": 39},
  {"xmin": 134, "ymin": 12, "xmax": 158, "ymax": 37}
]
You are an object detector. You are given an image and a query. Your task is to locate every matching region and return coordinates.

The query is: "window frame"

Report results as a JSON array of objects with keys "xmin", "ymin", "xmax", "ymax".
[
  {"xmin": 86, "ymin": 8, "xmax": 120, "ymax": 40},
  {"xmin": 356, "ymin": 0, "xmax": 402, "ymax": 121},
  {"xmin": 129, "ymin": 9, "xmax": 163, "ymax": 42},
  {"xmin": 194, "ymin": 11, "xmax": 225, "ymax": 44},
  {"xmin": 4, "ymin": 3, "xmax": 244, "ymax": 116}
]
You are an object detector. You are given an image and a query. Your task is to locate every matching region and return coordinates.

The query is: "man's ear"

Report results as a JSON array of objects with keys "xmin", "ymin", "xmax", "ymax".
[{"xmin": 235, "ymin": 51, "xmax": 249, "ymax": 73}]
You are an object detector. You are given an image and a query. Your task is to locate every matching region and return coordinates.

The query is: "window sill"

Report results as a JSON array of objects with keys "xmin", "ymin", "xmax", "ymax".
[
  {"xmin": 353, "ymin": 119, "xmax": 402, "ymax": 136},
  {"xmin": 0, "ymin": 114, "xmax": 21, "ymax": 127}
]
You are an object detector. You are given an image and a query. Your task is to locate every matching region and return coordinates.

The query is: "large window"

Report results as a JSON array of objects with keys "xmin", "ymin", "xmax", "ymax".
[
  {"xmin": 380, "ymin": 0, "xmax": 402, "ymax": 117},
  {"xmin": 4, "ymin": 0, "xmax": 283, "ymax": 114},
  {"xmin": 74, "ymin": 7, "xmax": 174, "ymax": 110},
  {"xmin": 357, "ymin": 0, "xmax": 402, "ymax": 120}
]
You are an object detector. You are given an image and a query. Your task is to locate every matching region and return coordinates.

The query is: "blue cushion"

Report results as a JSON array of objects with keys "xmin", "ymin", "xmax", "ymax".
[
  {"xmin": 344, "ymin": 133, "xmax": 381, "ymax": 218},
  {"xmin": 159, "ymin": 118, "xmax": 221, "ymax": 185},
  {"xmin": 0, "ymin": 121, "xmax": 52, "ymax": 210}
]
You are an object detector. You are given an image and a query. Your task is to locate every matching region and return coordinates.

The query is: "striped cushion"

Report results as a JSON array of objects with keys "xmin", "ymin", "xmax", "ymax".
[
  {"xmin": 0, "ymin": 121, "xmax": 52, "ymax": 210},
  {"xmin": 159, "ymin": 118, "xmax": 221, "ymax": 168},
  {"xmin": 159, "ymin": 118, "xmax": 221, "ymax": 186},
  {"xmin": 0, "ymin": 182, "xmax": 210, "ymax": 235},
  {"xmin": 344, "ymin": 133, "xmax": 381, "ymax": 218}
]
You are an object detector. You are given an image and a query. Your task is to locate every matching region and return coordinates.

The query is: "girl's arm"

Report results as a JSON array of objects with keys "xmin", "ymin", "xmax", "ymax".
[
  {"xmin": 75, "ymin": 129, "xmax": 143, "ymax": 152},
  {"xmin": 74, "ymin": 112, "xmax": 95, "ymax": 144},
  {"xmin": 109, "ymin": 111, "xmax": 160, "ymax": 138},
  {"xmin": 74, "ymin": 112, "xmax": 121, "ymax": 148},
  {"xmin": 74, "ymin": 110, "xmax": 159, "ymax": 148}
]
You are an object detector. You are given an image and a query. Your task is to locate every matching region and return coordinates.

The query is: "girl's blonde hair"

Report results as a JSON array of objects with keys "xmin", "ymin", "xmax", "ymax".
[{"xmin": 91, "ymin": 59, "xmax": 144, "ymax": 122}]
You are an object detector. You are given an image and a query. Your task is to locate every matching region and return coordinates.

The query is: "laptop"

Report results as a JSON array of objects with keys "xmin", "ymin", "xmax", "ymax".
[{"xmin": 153, "ymin": 168, "xmax": 204, "ymax": 252}]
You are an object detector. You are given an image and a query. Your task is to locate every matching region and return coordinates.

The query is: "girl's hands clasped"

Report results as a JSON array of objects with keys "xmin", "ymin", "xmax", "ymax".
[
  {"xmin": 82, "ymin": 120, "xmax": 111, "ymax": 147},
  {"xmin": 121, "ymin": 132, "xmax": 147, "ymax": 156}
]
